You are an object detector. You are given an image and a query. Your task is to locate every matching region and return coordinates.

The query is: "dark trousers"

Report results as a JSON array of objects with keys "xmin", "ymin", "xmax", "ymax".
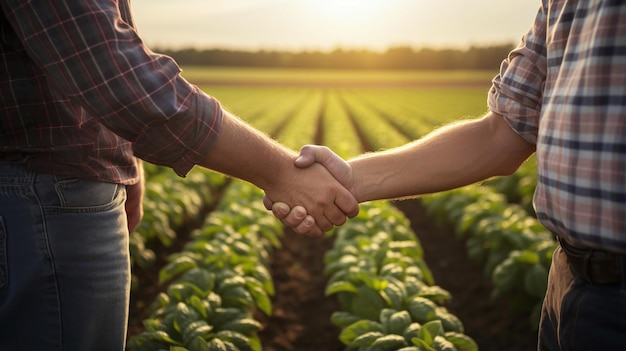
[
  {"xmin": 538, "ymin": 246, "xmax": 626, "ymax": 350},
  {"xmin": 0, "ymin": 163, "xmax": 130, "ymax": 351}
]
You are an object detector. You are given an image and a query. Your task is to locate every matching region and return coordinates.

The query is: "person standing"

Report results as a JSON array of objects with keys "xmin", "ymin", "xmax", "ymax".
[
  {"xmin": 268, "ymin": 1, "xmax": 626, "ymax": 349},
  {"xmin": 0, "ymin": 1, "xmax": 358, "ymax": 350}
]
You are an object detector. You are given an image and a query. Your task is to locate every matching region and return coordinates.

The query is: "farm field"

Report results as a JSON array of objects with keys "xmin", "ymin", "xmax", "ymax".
[{"xmin": 127, "ymin": 67, "xmax": 549, "ymax": 351}]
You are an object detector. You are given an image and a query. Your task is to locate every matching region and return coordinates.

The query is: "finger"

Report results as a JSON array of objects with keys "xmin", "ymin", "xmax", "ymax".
[
  {"xmin": 271, "ymin": 202, "xmax": 291, "ymax": 219},
  {"xmin": 324, "ymin": 205, "xmax": 348, "ymax": 227},
  {"xmin": 315, "ymin": 215, "xmax": 334, "ymax": 232},
  {"xmin": 279, "ymin": 205, "xmax": 309, "ymax": 227},
  {"xmin": 293, "ymin": 215, "xmax": 322, "ymax": 237},
  {"xmin": 263, "ymin": 195, "xmax": 274, "ymax": 210},
  {"xmin": 336, "ymin": 192, "xmax": 360, "ymax": 218}
]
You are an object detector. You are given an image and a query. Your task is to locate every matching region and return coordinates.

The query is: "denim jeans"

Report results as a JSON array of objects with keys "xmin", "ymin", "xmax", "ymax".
[
  {"xmin": 0, "ymin": 162, "xmax": 130, "ymax": 351},
  {"xmin": 538, "ymin": 246, "xmax": 626, "ymax": 350}
]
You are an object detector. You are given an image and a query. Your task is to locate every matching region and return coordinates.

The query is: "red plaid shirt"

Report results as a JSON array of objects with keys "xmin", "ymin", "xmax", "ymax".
[
  {"xmin": 489, "ymin": 1, "xmax": 626, "ymax": 252},
  {"xmin": 0, "ymin": 1, "xmax": 222, "ymax": 184}
]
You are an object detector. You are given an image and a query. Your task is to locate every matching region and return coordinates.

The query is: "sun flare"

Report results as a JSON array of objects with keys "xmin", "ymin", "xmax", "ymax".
[{"xmin": 304, "ymin": 0, "xmax": 388, "ymax": 25}]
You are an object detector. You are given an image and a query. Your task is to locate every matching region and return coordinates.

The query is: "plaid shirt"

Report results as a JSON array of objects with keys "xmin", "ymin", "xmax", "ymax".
[
  {"xmin": 489, "ymin": 0, "xmax": 626, "ymax": 252},
  {"xmin": 0, "ymin": 1, "xmax": 222, "ymax": 185}
]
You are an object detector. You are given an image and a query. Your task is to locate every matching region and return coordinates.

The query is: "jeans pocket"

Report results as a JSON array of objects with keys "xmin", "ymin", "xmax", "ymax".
[
  {"xmin": 53, "ymin": 177, "xmax": 125, "ymax": 212},
  {"xmin": 0, "ymin": 217, "xmax": 6, "ymax": 290}
]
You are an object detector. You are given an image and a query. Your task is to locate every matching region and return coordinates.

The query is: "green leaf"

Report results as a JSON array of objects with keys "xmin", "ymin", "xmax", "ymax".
[
  {"xmin": 174, "ymin": 303, "xmax": 201, "ymax": 334},
  {"xmin": 349, "ymin": 331, "xmax": 385, "ymax": 347},
  {"xmin": 209, "ymin": 308, "xmax": 248, "ymax": 327},
  {"xmin": 379, "ymin": 308, "xmax": 398, "ymax": 331},
  {"xmin": 207, "ymin": 338, "xmax": 228, "ymax": 351},
  {"xmin": 160, "ymin": 255, "xmax": 198, "ymax": 284},
  {"xmin": 444, "ymin": 332, "xmax": 478, "ymax": 351},
  {"xmin": 381, "ymin": 279, "xmax": 406, "ymax": 310},
  {"xmin": 407, "ymin": 296, "xmax": 438, "ymax": 324},
  {"xmin": 251, "ymin": 267, "xmax": 274, "ymax": 296},
  {"xmin": 330, "ymin": 311, "xmax": 362, "ymax": 328},
  {"xmin": 411, "ymin": 337, "xmax": 435, "ymax": 351},
  {"xmin": 187, "ymin": 336, "xmax": 212, "ymax": 351},
  {"xmin": 180, "ymin": 268, "xmax": 216, "ymax": 293},
  {"xmin": 325, "ymin": 281, "xmax": 358, "ymax": 296},
  {"xmin": 416, "ymin": 285, "xmax": 451, "ymax": 305},
  {"xmin": 491, "ymin": 256, "xmax": 523, "ymax": 295},
  {"xmin": 370, "ymin": 334, "xmax": 409, "ymax": 350},
  {"xmin": 350, "ymin": 285, "xmax": 388, "ymax": 320},
  {"xmin": 182, "ymin": 321, "xmax": 213, "ymax": 346},
  {"xmin": 219, "ymin": 285, "xmax": 254, "ymax": 310},
  {"xmin": 339, "ymin": 320, "xmax": 385, "ymax": 345},
  {"xmin": 221, "ymin": 318, "xmax": 262, "ymax": 335},
  {"xmin": 524, "ymin": 263, "xmax": 549, "ymax": 299},
  {"xmin": 215, "ymin": 330, "xmax": 253, "ymax": 351},
  {"xmin": 513, "ymin": 250, "xmax": 540, "ymax": 265},
  {"xmin": 387, "ymin": 310, "xmax": 412, "ymax": 336},
  {"xmin": 246, "ymin": 280, "xmax": 272, "ymax": 315},
  {"xmin": 187, "ymin": 296, "xmax": 209, "ymax": 320},
  {"xmin": 403, "ymin": 322, "xmax": 422, "ymax": 343},
  {"xmin": 417, "ymin": 320, "xmax": 445, "ymax": 345},
  {"xmin": 167, "ymin": 283, "xmax": 205, "ymax": 303},
  {"xmin": 436, "ymin": 308, "xmax": 464, "ymax": 334},
  {"xmin": 432, "ymin": 335, "xmax": 457, "ymax": 351}
]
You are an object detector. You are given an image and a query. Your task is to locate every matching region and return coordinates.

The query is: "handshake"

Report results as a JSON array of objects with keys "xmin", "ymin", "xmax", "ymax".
[
  {"xmin": 261, "ymin": 112, "xmax": 534, "ymax": 237},
  {"xmin": 263, "ymin": 144, "xmax": 360, "ymax": 237}
]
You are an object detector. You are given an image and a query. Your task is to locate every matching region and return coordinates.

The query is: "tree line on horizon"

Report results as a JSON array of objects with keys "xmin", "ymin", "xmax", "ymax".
[{"xmin": 157, "ymin": 43, "xmax": 516, "ymax": 70}]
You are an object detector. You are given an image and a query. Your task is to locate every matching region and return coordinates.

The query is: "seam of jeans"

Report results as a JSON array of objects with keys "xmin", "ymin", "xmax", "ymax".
[{"xmin": 32, "ymin": 182, "xmax": 64, "ymax": 351}]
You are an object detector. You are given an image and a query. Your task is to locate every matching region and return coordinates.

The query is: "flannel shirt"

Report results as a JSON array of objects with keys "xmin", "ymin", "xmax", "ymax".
[
  {"xmin": 0, "ymin": 1, "xmax": 223, "ymax": 185},
  {"xmin": 489, "ymin": 0, "xmax": 626, "ymax": 252}
]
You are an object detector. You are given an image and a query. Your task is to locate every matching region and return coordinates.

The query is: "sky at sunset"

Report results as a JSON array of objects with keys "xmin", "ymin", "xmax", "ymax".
[{"xmin": 131, "ymin": 1, "xmax": 541, "ymax": 51}]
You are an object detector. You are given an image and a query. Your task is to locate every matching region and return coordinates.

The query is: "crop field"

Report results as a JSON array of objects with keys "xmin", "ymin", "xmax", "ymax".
[{"xmin": 126, "ymin": 67, "xmax": 552, "ymax": 351}]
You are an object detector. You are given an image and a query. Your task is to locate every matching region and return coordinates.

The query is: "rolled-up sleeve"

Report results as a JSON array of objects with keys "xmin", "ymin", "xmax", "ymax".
[
  {"xmin": 1, "ymin": 0, "xmax": 222, "ymax": 176},
  {"xmin": 488, "ymin": 4, "xmax": 547, "ymax": 145}
]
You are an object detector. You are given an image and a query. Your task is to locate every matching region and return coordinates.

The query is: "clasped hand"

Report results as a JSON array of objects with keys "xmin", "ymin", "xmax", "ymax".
[{"xmin": 263, "ymin": 145, "xmax": 357, "ymax": 236}]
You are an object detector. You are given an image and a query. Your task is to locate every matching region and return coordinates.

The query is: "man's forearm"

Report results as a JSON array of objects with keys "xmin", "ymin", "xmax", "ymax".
[
  {"xmin": 350, "ymin": 112, "xmax": 536, "ymax": 202},
  {"xmin": 199, "ymin": 111, "xmax": 293, "ymax": 190}
]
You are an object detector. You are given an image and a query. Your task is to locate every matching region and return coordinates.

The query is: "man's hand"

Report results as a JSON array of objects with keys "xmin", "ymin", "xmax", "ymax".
[
  {"xmin": 294, "ymin": 145, "xmax": 355, "ymax": 190},
  {"xmin": 125, "ymin": 159, "xmax": 144, "ymax": 233},
  {"xmin": 263, "ymin": 159, "xmax": 358, "ymax": 235},
  {"xmin": 264, "ymin": 145, "xmax": 357, "ymax": 235}
]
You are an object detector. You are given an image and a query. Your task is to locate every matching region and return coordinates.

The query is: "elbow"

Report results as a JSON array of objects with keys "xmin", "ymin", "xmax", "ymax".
[
  {"xmin": 496, "ymin": 162, "xmax": 524, "ymax": 177},
  {"xmin": 494, "ymin": 148, "xmax": 535, "ymax": 177}
]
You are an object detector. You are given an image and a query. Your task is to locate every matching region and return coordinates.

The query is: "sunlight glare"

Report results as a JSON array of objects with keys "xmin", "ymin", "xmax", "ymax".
[{"xmin": 305, "ymin": 0, "xmax": 388, "ymax": 25}]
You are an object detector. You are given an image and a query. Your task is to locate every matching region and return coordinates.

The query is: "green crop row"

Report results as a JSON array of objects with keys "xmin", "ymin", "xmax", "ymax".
[
  {"xmin": 273, "ymin": 88, "xmax": 323, "ymax": 146},
  {"xmin": 337, "ymin": 90, "xmax": 411, "ymax": 151},
  {"xmin": 127, "ymin": 181, "xmax": 282, "ymax": 351},
  {"xmin": 324, "ymin": 201, "xmax": 478, "ymax": 351},
  {"xmin": 130, "ymin": 164, "xmax": 228, "ymax": 288},
  {"xmin": 422, "ymin": 182, "xmax": 556, "ymax": 328},
  {"xmin": 321, "ymin": 89, "xmax": 365, "ymax": 157},
  {"xmin": 346, "ymin": 88, "xmax": 489, "ymax": 138}
]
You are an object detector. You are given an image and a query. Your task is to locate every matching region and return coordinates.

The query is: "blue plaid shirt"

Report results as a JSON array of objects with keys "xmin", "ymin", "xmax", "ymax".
[
  {"xmin": 0, "ymin": 1, "xmax": 223, "ymax": 184},
  {"xmin": 489, "ymin": 0, "xmax": 626, "ymax": 252}
]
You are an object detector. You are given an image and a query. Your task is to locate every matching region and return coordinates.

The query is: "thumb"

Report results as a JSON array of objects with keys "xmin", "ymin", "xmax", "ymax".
[
  {"xmin": 294, "ymin": 144, "xmax": 321, "ymax": 168},
  {"xmin": 295, "ymin": 145, "xmax": 352, "ymax": 186}
]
